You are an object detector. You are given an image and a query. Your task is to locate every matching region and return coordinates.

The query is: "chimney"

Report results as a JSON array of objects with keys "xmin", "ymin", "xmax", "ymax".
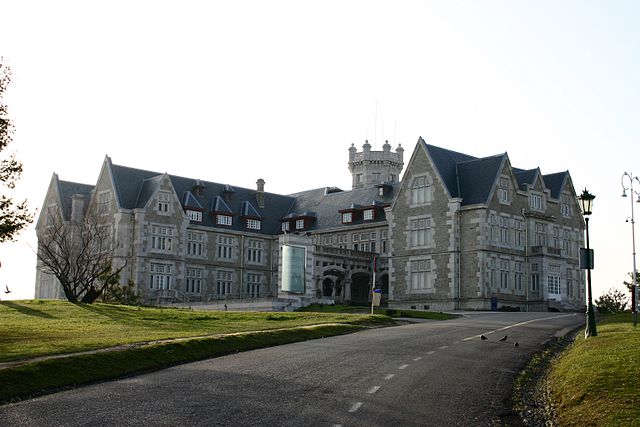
[
  {"xmin": 71, "ymin": 194, "xmax": 85, "ymax": 223},
  {"xmin": 256, "ymin": 178, "xmax": 265, "ymax": 208}
]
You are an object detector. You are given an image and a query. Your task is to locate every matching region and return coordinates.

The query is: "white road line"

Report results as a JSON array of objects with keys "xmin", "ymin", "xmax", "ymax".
[
  {"xmin": 426, "ymin": 350, "xmax": 435, "ymax": 355},
  {"xmin": 413, "ymin": 356, "xmax": 422, "ymax": 361},
  {"xmin": 367, "ymin": 386, "xmax": 381, "ymax": 394},
  {"xmin": 461, "ymin": 313, "xmax": 577, "ymax": 341},
  {"xmin": 349, "ymin": 402, "xmax": 363, "ymax": 413},
  {"xmin": 438, "ymin": 345, "xmax": 448, "ymax": 350},
  {"xmin": 399, "ymin": 364, "xmax": 409, "ymax": 370},
  {"xmin": 384, "ymin": 374, "xmax": 395, "ymax": 380}
]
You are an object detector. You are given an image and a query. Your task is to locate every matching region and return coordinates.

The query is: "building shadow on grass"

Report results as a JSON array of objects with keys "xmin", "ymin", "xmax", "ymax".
[{"xmin": 0, "ymin": 301, "xmax": 57, "ymax": 319}]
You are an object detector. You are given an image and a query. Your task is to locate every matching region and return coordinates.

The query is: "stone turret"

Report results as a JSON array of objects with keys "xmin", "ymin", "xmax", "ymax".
[{"xmin": 347, "ymin": 140, "xmax": 404, "ymax": 189}]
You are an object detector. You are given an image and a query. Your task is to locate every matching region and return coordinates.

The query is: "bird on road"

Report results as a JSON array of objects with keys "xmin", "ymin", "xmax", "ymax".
[
  {"xmin": 498, "ymin": 335, "xmax": 508, "ymax": 342},
  {"xmin": 480, "ymin": 334, "xmax": 488, "ymax": 340},
  {"xmin": 514, "ymin": 341, "xmax": 519, "ymax": 347}
]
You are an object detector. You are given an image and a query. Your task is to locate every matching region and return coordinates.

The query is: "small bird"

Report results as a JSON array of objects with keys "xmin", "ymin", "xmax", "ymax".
[
  {"xmin": 498, "ymin": 335, "xmax": 508, "ymax": 342},
  {"xmin": 514, "ymin": 341, "xmax": 519, "ymax": 347},
  {"xmin": 4, "ymin": 285, "xmax": 10, "ymax": 294},
  {"xmin": 480, "ymin": 334, "xmax": 488, "ymax": 340}
]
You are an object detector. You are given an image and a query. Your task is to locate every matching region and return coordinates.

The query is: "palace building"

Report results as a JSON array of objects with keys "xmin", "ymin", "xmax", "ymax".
[{"xmin": 35, "ymin": 138, "xmax": 585, "ymax": 311}]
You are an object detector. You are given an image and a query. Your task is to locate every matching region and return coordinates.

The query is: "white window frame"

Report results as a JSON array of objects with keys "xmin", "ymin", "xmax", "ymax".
[
  {"xmin": 217, "ymin": 214, "xmax": 232, "ymax": 226},
  {"xmin": 411, "ymin": 175, "xmax": 433, "ymax": 206},
  {"xmin": 149, "ymin": 263, "xmax": 172, "ymax": 290},
  {"xmin": 187, "ymin": 210, "xmax": 202, "ymax": 222},
  {"xmin": 409, "ymin": 216, "xmax": 433, "ymax": 248},
  {"xmin": 342, "ymin": 212, "xmax": 352, "ymax": 223},
  {"xmin": 529, "ymin": 193, "xmax": 544, "ymax": 211},
  {"xmin": 409, "ymin": 258, "xmax": 434, "ymax": 292},
  {"xmin": 295, "ymin": 219, "xmax": 305, "ymax": 230},
  {"xmin": 151, "ymin": 225, "xmax": 174, "ymax": 252},
  {"xmin": 247, "ymin": 218, "xmax": 261, "ymax": 230},
  {"xmin": 282, "ymin": 222, "xmax": 290, "ymax": 232},
  {"xmin": 363, "ymin": 209, "xmax": 374, "ymax": 221}
]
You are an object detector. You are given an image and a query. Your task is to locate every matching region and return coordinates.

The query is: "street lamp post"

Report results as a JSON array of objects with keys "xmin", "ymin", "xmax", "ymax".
[
  {"xmin": 621, "ymin": 172, "xmax": 639, "ymax": 327},
  {"xmin": 578, "ymin": 189, "xmax": 597, "ymax": 338}
]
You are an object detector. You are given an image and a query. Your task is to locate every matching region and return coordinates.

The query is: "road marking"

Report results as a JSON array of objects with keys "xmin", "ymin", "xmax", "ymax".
[
  {"xmin": 399, "ymin": 364, "xmax": 409, "ymax": 370},
  {"xmin": 461, "ymin": 313, "xmax": 577, "ymax": 341},
  {"xmin": 349, "ymin": 402, "xmax": 363, "ymax": 413},
  {"xmin": 367, "ymin": 386, "xmax": 381, "ymax": 394},
  {"xmin": 413, "ymin": 356, "xmax": 422, "ymax": 361},
  {"xmin": 438, "ymin": 345, "xmax": 448, "ymax": 350},
  {"xmin": 426, "ymin": 350, "xmax": 435, "ymax": 355},
  {"xmin": 384, "ymin": 374, "xmax": 395, "ymax": 380}
]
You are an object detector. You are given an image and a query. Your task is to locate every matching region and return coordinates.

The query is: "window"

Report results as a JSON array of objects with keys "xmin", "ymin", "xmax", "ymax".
[
  {"xmin": 342, "ymin": 212, "xmax": 352, "ymax": 223},
  {"xmin": 247, "ymin": 273, "xmax": 262, "ymax": 297},
  {"xmin": 187, "ymin": 210, "xmax": 202, "ymax": 222},
  {"xmin": 497, "ymin": 177, "xmax": 510, "ymax": 204},
  {"xmin": 547, "ymin": 275, "xmax": 561, "ymax": 295},
  {"xmin": 534, "ymin": 222, "xmax": 547, "ymax": 246},
  {"xmin": 158, "ymin": 192, "xmax": 171, "ymax": 213},
  {"xmin": 98, "ymin": 192, "xmax": 111, "ymax": 215},
  {"xmin": 410, "ymin": 259, "xmax": 433, "ymax": 291},
  {"xmin": 247, "ymin": 240, "xmax": 263, "ymax": 263},
  {"xmin": 151, "ymin": 225, "xmax": 173, "ymax": 251},
  {"xmin": 295, "ymin": 219, "xmax": 305, "ymax": 230},
  {"xmin": 373, "ymin": 172, "xmax": 381, "ymax": 182},
  {"xmin": 489, "ymin": 214, "xmax": 498, "ymax": 243},
  {"xmin": 499, "ymin": 216, "xmax": 510, "ymax": 245},
  {"xmin": 410, "ymin": 217, "xmax": 433, "ymax": 247},
  {"xmin": 552, "ymin": 227, "xmax": 560, "ymax": 249},
  {"xmin": 390, "ymin": 174, "xmax": 396, "ymax": 182},
  {"xmin": 217, "ymin": 214, "xmax": 232, "ymax": 226},
  {"xmin": 513, "ymin": 219, "xmax": 524, "ymax": 246},
  {"xmin": 561, "ymin": 194, "xmax": 571, "ymax": 217},
  {"xmin": 187, "ymin": 231, "xmax": 204, "ymax": 257},
  {"xmin": 216, "ymin": 270, "xmax": 233, "ymax": 295},
  {"xmin": 411, "ymin": 176, "xmax": 432, "ymax": 205},
  {"xmin": 500, "ymin": 259, "xmax": 509, "ymax": 290},
  {"xmin": 323, "ymin": 235, "xmax": 334, "ymax": 245},
  {"xmin": 217, "ymin": 235, "xmax": 234, "ymax": 260},
  {"xmin": 364, "ymin": 209, "xmax": 374, "ymax": 221},
  {"xmin": 356, "ymin": 174, "xmax": 363, "ymax": 184},
  {"xmin": 186, "ymin": 268, "xmax": 202, "ymax": 294},
  {"xmin": 488, "ymin": 258, "xmax": 497, "ymax": 289},
  {"xmin": 381, "ymin": 230, "xmax": 388, "ymax": 253},
  {"xmin": 531, "ymin": 264, "xmax": 540, "ymax": 292},
  {"xmin": 281, "ymin": 221, "xmax": 290, "ymax": 232},
  {"xmin": 149, "ymin": 263, "xmax": 172, "ymax": 290},
  {"xmin": 247, "ymin": 219, "xmax": 261, "ymax": 230},
  {"xmin": 514, "ymin": 261, "xmax": 524, "ymax": 291},
  {"xmin": 566, "ymin": 268, "xmax": 573, "ymax": 297},
  {"xmin": 562, "ymin": 229, "xmax": 571, "ymax": 255},
  {"xmin": 529, "ymin": 193, "xmax": 543, "ymax": 211}
]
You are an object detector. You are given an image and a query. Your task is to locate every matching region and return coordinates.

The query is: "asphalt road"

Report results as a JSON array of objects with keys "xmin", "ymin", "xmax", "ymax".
[{"xmin": 0, "ymin": 312, "xmax": 583, "ymax": 426}]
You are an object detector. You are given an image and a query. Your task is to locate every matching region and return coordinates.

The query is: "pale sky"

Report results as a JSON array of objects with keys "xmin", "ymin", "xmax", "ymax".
[{"xmin": 1, "ymin": 0, "xmax": 639, "ymax": 303}]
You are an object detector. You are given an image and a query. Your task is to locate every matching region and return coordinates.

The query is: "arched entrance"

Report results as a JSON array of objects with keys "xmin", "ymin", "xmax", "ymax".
[{"xmin": 322, "ymin": 268, "xmax": 346, "ymax": 301}]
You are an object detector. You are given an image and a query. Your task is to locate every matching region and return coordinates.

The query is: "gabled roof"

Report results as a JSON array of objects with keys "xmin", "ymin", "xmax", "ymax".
[
  {"xmin": 542, "ymin": 172, "xmax": 568, "ymax": 199},
  {"xmin": 57, "ymin": 180, "xmax": 94, "ymax": 220},
  {"xmin": 422, "ymin": 140, "xmax": 476, "ymax": 199},
  {"xmin": 108, "ymin": 162, "xmax": 295, "ymax": 234},
  {"xmin": 182, "ymin": 191, "xmax": 204, "ymax": 210},
  {"xmin": 513, "ymin": 168, "xmax": 538, "ymax": 190},
  {"xmin": 456, "ymin": 155, "xmax": 506, "ymax": 205}
]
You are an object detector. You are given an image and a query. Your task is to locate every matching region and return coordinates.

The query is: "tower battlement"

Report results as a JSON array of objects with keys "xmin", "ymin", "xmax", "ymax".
[{"xmin": 348, "ymin": 140, "xmax": 404, "ymax": 189}]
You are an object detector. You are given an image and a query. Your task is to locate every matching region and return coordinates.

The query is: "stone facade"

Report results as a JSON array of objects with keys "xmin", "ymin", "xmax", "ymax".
[{"xmin": 35, "ymin": 139, "xmax": 585, "ymax": 312}]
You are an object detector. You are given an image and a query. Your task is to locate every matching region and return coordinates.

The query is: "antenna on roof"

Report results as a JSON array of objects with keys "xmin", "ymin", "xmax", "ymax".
[
  {"xmin": 374, "ymin": 100, "xmax": 378, "ymax": 145},
  {"xmin": 394, "ymin": 121, "xmax": 397, "ymax": 144}
]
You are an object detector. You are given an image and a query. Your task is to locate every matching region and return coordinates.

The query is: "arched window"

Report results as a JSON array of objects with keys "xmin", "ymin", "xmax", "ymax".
[{"xmin": 411, "ymin": 176, "xmax": 433, "ymax": 205}]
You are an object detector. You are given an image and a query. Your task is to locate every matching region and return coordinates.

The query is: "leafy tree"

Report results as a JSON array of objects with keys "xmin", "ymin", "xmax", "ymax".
[
  {"xmin": 622, "ymin": 271, "xmax": 640, "ymax": 293},
  {"xmin": 0, "ymin": 58, "xmax": 33, "ymax": 241},
  {"xmin": 36, "ymin": 209, "xmax": 126, "ymax": 303},
  {"xmin": 595, "ymin": 288, "xmax": 628, "ymax": 314}
]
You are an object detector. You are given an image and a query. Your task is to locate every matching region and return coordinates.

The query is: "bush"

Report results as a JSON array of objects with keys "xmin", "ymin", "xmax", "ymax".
[{"xmin": 595, "ymin": 288, "xmax": 628, "ymax": 314}]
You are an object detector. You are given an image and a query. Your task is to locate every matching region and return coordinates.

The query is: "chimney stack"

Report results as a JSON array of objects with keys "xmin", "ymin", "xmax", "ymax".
[{"xmin": 256, "ymin": 178, "xmax": 265, "ymax": 208}]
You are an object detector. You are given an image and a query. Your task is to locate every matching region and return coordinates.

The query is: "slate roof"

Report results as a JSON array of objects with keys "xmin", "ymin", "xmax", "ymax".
[
  {"xmin": 57, "ymin": 179, "xmax": 94, "ymax": 220},
  {"xmin": 287, "ymin": 184, "xmax": 397, "ymax": 230},
  {"xmin": 422, "ymin": 139, "xmax": 568, "ymax": 206},
  {"xmin": 109, "ymin": 162, "xmax": 295, "ymax": 235}
]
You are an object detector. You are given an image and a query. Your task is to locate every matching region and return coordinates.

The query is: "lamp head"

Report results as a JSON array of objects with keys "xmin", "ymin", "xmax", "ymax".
[
  {"xmin": 622, "ymin": 189, "xmax": 628, "ymax": 198},
  {"xmin": 578, "ymin": 188, "xmax": 595, "ymax": 216}
]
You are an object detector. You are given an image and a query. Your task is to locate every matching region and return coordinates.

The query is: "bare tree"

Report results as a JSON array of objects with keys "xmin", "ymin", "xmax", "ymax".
[
  {"xmin": 0, "ymin": 58, "xmax": 33, "ymax": 242},
  {"xmin": 36, "ymin": 209, "xmax": 125, "ymax": 303}
]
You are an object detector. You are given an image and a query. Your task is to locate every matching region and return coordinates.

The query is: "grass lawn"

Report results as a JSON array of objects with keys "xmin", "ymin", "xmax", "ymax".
[
  {"xmin": 0, "ymin": 300, "xmax": 394, "ymax": 402},
  {"xmin": 548, "ymin": 313, "xmax": 640, "ymax": 426},
  {"xmin": 296, "ymin": 303, "xmax": 457, "ymax": 320},
  {"xmin": 0, "ymin": 300, "xmax": 391, "ymax": 363}
]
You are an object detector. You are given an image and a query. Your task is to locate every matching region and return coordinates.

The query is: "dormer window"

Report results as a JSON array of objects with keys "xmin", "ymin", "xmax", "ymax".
[
  {"xmin": 363, "ymin": 209, "xmax": 374, "ymax": 221},
  {"xmin": 217, "ymin": 214, "xmax": 232, "ymax": 226},
  {"xmin": 342, "ymin": 212, "xmax": 352, "ymax": 223},
  {"xmin": 282, "ymin": 222, "xmax": 290, "ymax": 232},
  {"xmin": 187, "ymin": 210, "xmax": 202, "ymax": 222},
  {"xmin": 295, "ymin": 219, "xmax": 305, "ymax": 230},
  {"xmin": 247, "ymin": 218, "xmax": 261, "ymax": 230}
]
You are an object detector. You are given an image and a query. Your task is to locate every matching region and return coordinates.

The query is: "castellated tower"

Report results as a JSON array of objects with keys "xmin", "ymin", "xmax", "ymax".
[{"xmin": 348, "ymin": 140, "xmax": 404, "ymax": 189}]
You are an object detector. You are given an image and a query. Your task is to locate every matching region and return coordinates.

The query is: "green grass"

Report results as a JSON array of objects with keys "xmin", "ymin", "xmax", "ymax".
[
  {"xmin": 0, "ymin": 300, "xmax": 394, "ymax": 403},
  {"xmin": 296, "ymin": 303, "xmax": 457, "ymax": 320},
  {"xmin": 548, "ymin": 313, "xmax": 640, "ymax": 426},
  {"xmin": 0, "ymin": 300, "xmax": 391, "ymax": 362}
]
